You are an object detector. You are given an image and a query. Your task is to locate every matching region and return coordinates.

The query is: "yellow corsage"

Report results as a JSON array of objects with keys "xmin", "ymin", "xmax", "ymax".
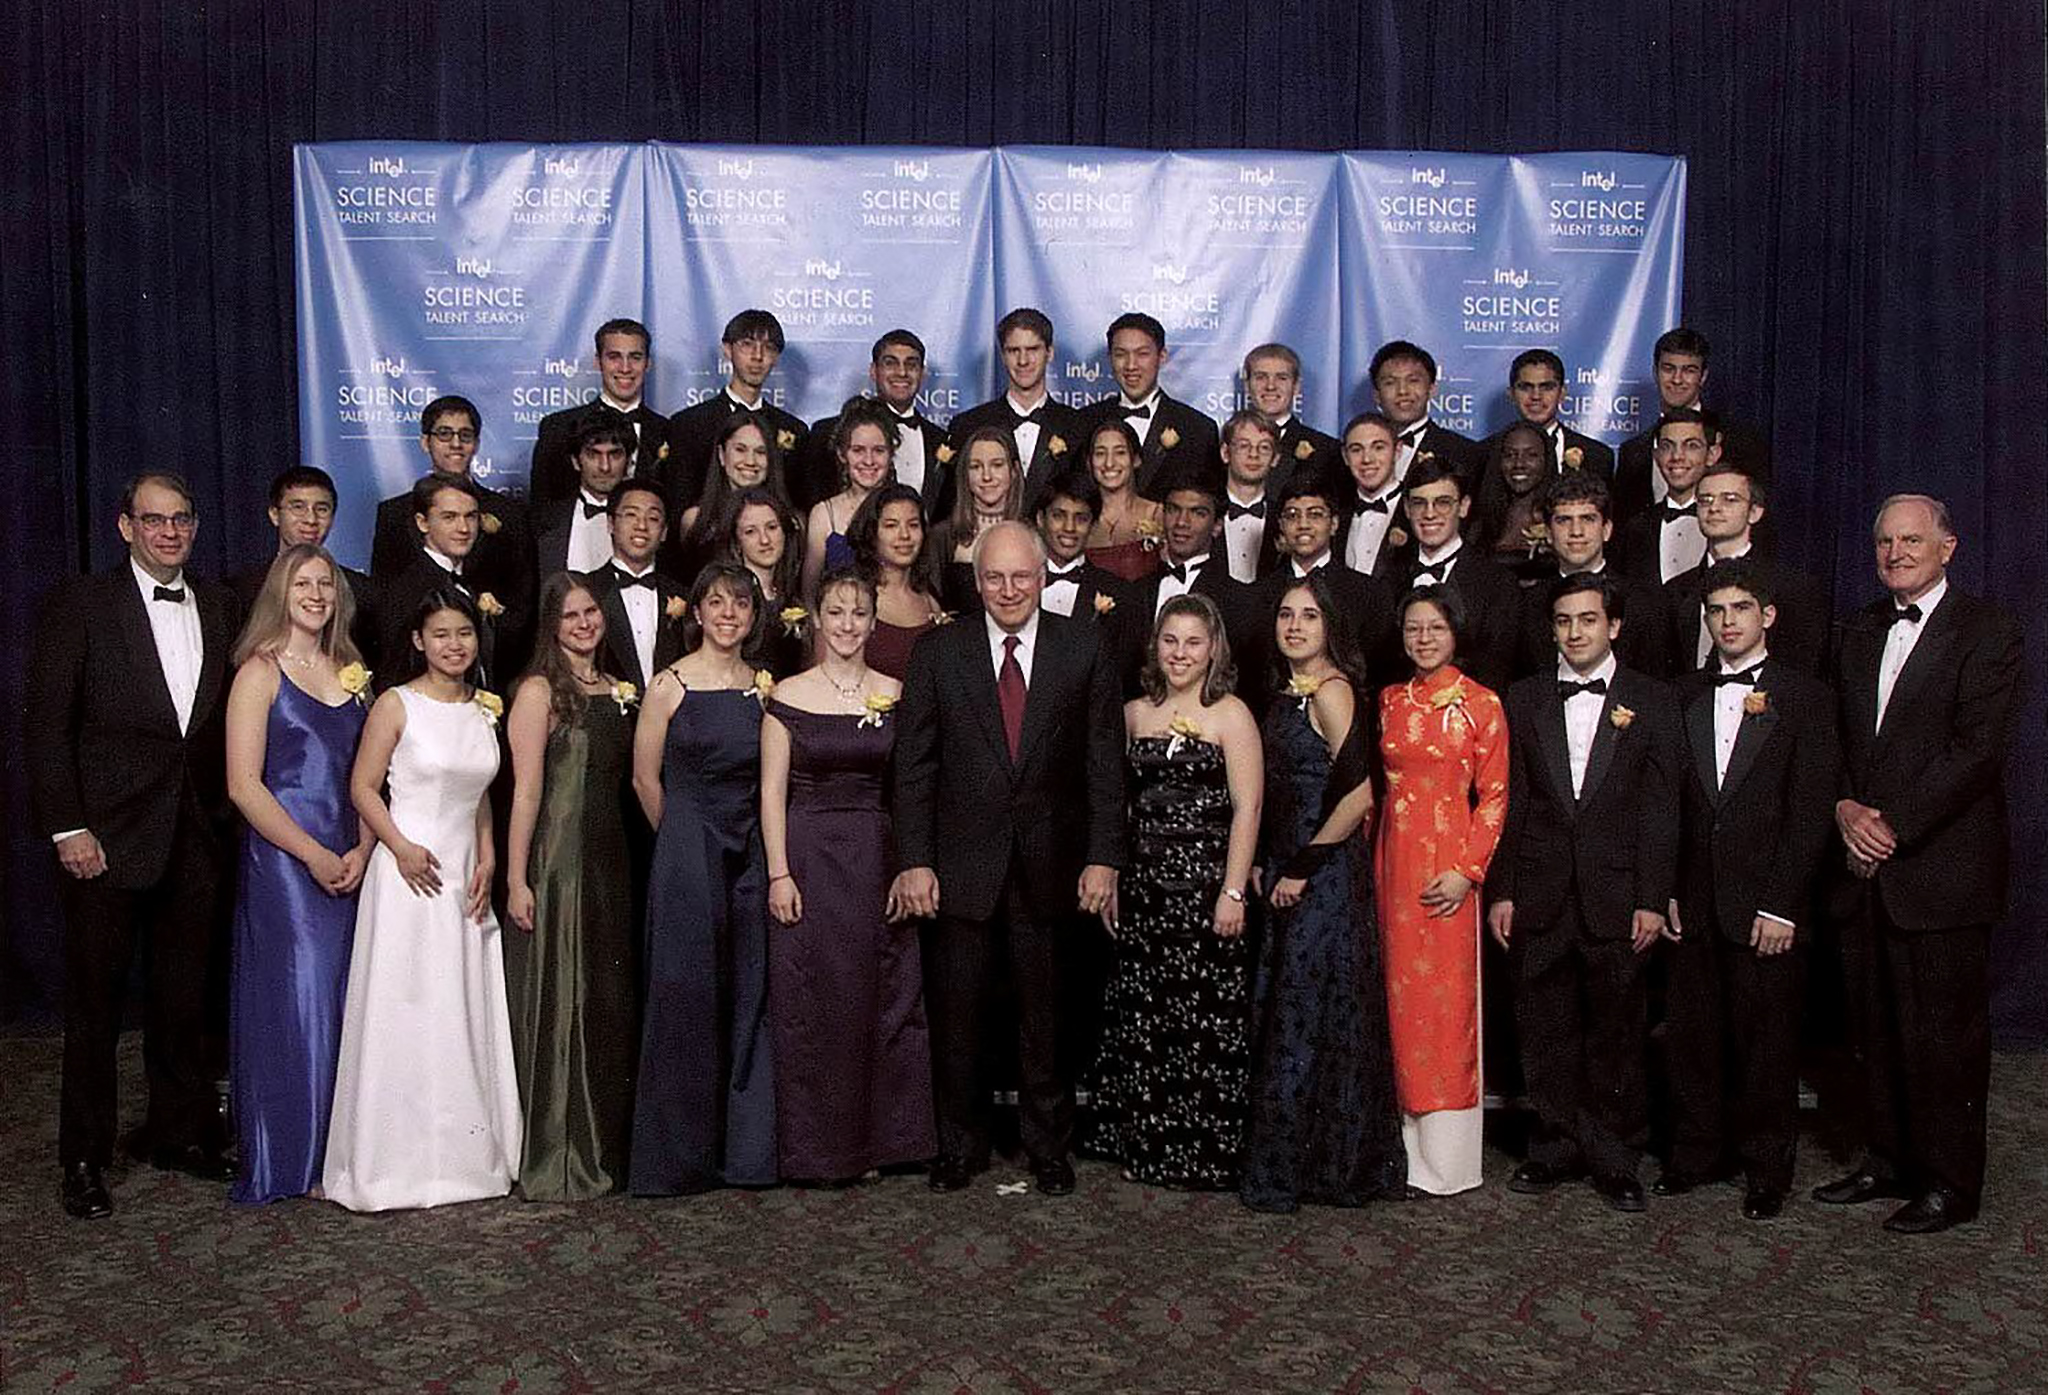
[
  {"xmin": 858, "ymin": 692, "xmax": 897, "ymax": 729},
  {"xmin": 1294, "ymin": 439, "xmax": 1315, "ymax": 460},
  {"xmin": 481, "ymin": 512, "xmax": 503, "ymax": 534},
  {"xmin": 779, "ymin": 605, "xmax": 809, "ymax": 637},
  {"xmin": 1610, "ymin": 704, "xmax": 1635, "ymax": 729},
  {"xmin": 935, "ymin": 443, "xmax": 956, "ymax": 465},
  {"xmin": 337, "ymin": 662, "xmax": 372, "ymax": 705},
  {"xmin": 776, "ymin": 429, "xmax": 797, "ymax": 451},
  {"xmin": 611, "ymin": 679, "xmax": 639, "ymax": 715},
  {"xmin": 1743, "ymin": 690, "xmax": 1770, "ymax": 717},
  {"xmin": 750, "ymin": 669, "xmax": 777, "ymax": 705},
  {"xmin": 657, "ymin": 441, "xmax": 670, "ymax": 461},
  {"xmin": 1285, "ymin": 673, "xmax": 1325, "ymax": 709},
  {"xmin": 1159, "ymin": 426, "xmax": 1180, "ymax": 450},
  {"xmin": 474, "ymin": 690, "xmax": 504, "ymax": 727},
  {"xmin": 1387, "ymin": 526, "xmax": 1410, "ymax": 548},
  {"xmin": 1165, "ymin": 713, "xmax": 1206, "ymax": 758},
  {"xmin": 930, "ymin": 610, "xmax": 957, "ymax": 626},
  {"xmin": 1093, "ymin": 592, "xmax": 1117, "ymax": 615},
  {"xmin": 1563, "ymin": 446, "xmax": 1585, "ymax": 471},
  {"xmin": 1135, "ymin": 515, "xmax": 1164, "ymax": 551},
  {"xmin": 1428, "ymin": 678, "xmax": 1471, "ymax": 733},
  {"xmin": 1048, "ymin": 435, "xmax": 1068, "ymax": 457},
  {"xmin": 665, "ymin": 595, "xmax": 688, "ymax": 622},
  {"xmin": 475, "ymin": 591, "xmax": 505, "ymax": 617}
]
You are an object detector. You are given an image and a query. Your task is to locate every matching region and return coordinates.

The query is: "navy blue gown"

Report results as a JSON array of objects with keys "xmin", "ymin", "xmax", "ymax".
[
  {"xmin": 630, "ymin": 685, "xmax": 776, "ymax": 1193},
  {"xmin": 228, "ymin": 673, "xmax": 366, "ymax": 1204}
]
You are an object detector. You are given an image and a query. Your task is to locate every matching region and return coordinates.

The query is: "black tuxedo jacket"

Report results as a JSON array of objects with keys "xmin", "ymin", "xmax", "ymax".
[
  {"xmin": 1662, "ymin": 553, "xmax": 1828, "ymax": 677},
  {"xmin": 1079, "ymin": 393, "xmax": 1222, "ymax": 501},
  {"xmin": 1249, "ymin": 562, "xmax": 1396, "ymax": 703},
  {"xmin": 893, "ymin": 610, "xmax": 1128, "ymax": 924},
  {"xmin": 26, "ymin": 568, "xmax": 235, "ymax": 889},
  {"xmin": 805, "ymin": 406, "xmax": 950, "ymax": 516},
  {"xmin": 530, "ymin": 496, "xmax": 614, "ymax": 579},
  {"xmin": 1218, "ymin": 494, "xmax": 1287, "ymax": 584},
  {"xmin": 1514, "ymin": 567, "xmax": 1672, "ymax": 681},
  {"xmin": 528, "ymin": 399, "xmax": 667, "ymax": 505},
  {"xmin": 1833, "ymin": 589, "xmax": 2024, "ymax": 929},
  {"xmin": 1392, "ymin": 547, "xmax": 1521, "ymax": 693},
  {"xmin": 1332, "ymin": 491, "xmax": 1411, "ymax": 585},
  {"xmin": 1614, "ymin": 415, "xmax": 1771, "ymax": 527},
  {"xmin": 1023, "ymin": 560, "xmax": 1129, "ymax": 634},
  {"xmin": 1119, "ymin": 559, "xmax": 1265, "ymax": 703},
  {"xmin": 229, "ymin": 559, "xmax": 382, "ymax": 672},
  {"xmin": 946, "ymin": 395, "xmax": 1090, "ymax": 517},
  {"xmin": 1616, "ymin": 503, "xmax": 1718, "ymax": 587},
  {"xmin": 1404, "ymin": 420, "xmax": 1486, "ymax": 489},
  {"xmin": 376, "ymin": 551, "xmax": 503, "ymax": 692},
  {"xmin": 370, "ymin": 479, "xmax": 535, "ymax": 659},
  {"xmin": 1492, "ymin": 665, "xmax": 1682, "ymax": 938},
  {"xmin": 1274, "ymin": 417, "xmax": 1340, "ymax": 498},
  {"xmin": 1676, "ymin": 660, "xmax": 1841, "ymax": 943},
  {"xmin": 663, "ymin": 393, "xmax": 810, "ymax": 516},
  {"xmin": 580, "ymin": 563, "xmax": 689, "ymax": 691}
]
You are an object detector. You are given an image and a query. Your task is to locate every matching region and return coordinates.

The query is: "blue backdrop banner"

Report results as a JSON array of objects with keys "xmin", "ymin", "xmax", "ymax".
[{"xmin": 296, "ymin": 143, "xmax": 1683, "ymax": 565}]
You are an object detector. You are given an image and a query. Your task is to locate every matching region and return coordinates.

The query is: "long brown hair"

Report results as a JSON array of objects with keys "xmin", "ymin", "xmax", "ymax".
[
  {"xmin": 1139, "ymin": 593, "xmax": 1238, "ymax": 705},
  {"xmin": 521, "ymin": 571, "xmax": 617, "ymax": 721},
  {"xmin": 232, "ymin": 544, "xmax": 362, "ymax": 668},
  {"xmin": 940, "ymin": 426, "xmax": 1024, "ymax": 550}
]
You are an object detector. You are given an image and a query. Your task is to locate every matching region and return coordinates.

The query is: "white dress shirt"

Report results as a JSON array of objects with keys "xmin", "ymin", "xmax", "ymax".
[
  {"xmin": 599, "ymin": 391, "xmax": 645, "ymax": 457},
  {"xmin": 1558, "ymin": 651, "xmax": 1619, "ymax": 797},
  {"xmin": 611, "ymin": 557, "xmax": 659, "ymax": 680},
  {"xmin": 132, "ymin": 558, "xmax": 204, "ymax": 735},
  {"xmin": 890, "ymin": 408, "xmax": 926, "ymax": 496},
  {"xmin": 1289, "ymin": 553, "xmax": 1332, "ymax": 580},
  {"xmin": 1041, "ymin": 558, "xmax": 1085, "ymax": 618},
  {"xmin": 567, "ymin": 490, "xmax": 614, "ymax": 572},
  {"xmin": 1344, "ymin": 485, "xmax": 1401, "ymax": 574},
  {"xmin": 985, "ymin": 609, "xmax": 1041, "ymax": 686},
  {"xmin": 1713, "ymin": 651, "xmax": 1794, "ymax": 926},
  {"xmin": 1876, "ymin": 575, "xmax": 1948, "ymax": 733},
  {"xmin": 1154, "ymin": 552, "xmax": 1210, "ymax": 615},
  {"xmin": 1006, "ymin": 391, "xmax": 1047, "ymax": 467},
  {"xmin": 422, "ymin": 544, "xmax": 469, "ymax": 592},
  {"xmin": 1414, "ymin": 539, "xmax": 1464, "ymax": 584},
  {"xmin": 1656, "ymin": 492, "xmax": 1708, "ymax": 581},
  {"xmin": 1395, "ymin": 418, "xmax": 1432, "ymax": 481},
  {"xmin": 1221, "ymin": 487, "xmax": 1267, "ymax": 582},
  {"xmin": 1120, "ymin": 389, "xmax": 1162, "ymax": 444}
]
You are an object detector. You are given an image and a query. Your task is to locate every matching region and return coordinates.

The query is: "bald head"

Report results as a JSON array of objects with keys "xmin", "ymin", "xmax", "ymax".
[{"xmin": 974, "ymin": 520, "xmax": 1047, "ymax": 631}]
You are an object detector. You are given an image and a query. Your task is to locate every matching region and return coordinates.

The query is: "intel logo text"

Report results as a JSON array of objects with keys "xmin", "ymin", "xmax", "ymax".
[
  {"xmin": 455, "ymin": 256, "xmax": 493, "ymax": 278},
  {"xmin": 1065, "ymin": 162, "xmax": 1103, "ymax": 183},
  {"xmin": 542, "ymin": 155, "xmax": 581, "ymax": 176},
  {"xmin": 1238, "ymin": 165, "xmax": 1275, "ymax": 186},
  {"xmin": 1409, "ymin": 167, "xmax": 1446, "ymax": 188},
  {"xmin": 802, "ymin": 258, "xmax": 844, "ymax": 280},
  {"xmin": 717, "ymin": 157, "xmax": 756, "ymax": 179},
  {"xmin": 1151, "ymin": 263, "xmax": 1189, "ymax": 285},
  {"xmin": 544, "ymin": 357, "xmax": 581, "ymax": 379},
  {"xmin": 370, "ymin": 356, "xmax": 407, "ymax": 379},
  {"xmin": 1580, "ymin": 170, "xmax": 1617, "ymax": 191},
  {"xmin": 369, "ymin": 156, "xmax": 407, "ymax": 176},
  {"xmin": 1491, "ymin": 267, "xmax": 1531, "ymax": 289},
  {"xmin": 892, "ymin": 159, "xmax": 931, "ymax": 182}
]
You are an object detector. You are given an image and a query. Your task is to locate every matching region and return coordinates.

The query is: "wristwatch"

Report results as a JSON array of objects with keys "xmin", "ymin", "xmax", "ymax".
[{"xmin": 1222, "ymin": 887, "xmax": 1246, "ymax": 904}]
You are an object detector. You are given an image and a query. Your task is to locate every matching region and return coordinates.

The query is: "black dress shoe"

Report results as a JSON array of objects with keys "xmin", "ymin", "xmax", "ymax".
[
  {"xmin": 1811, "ymin": 1167, "xmax": 1911, "ymax": 1206},
  {"xmin": 1594, "ymin": 1174, "xmax": 1647, "ymax": 1213},
  {"xmin": 1651, "ymin": 1170, "xmax": 1707, "ymax": 1197},
  {"xmin": 1032, "ymin": 1156, "xmax": 1076, "ymax": 1196},
  {"xmin": 62, "ymin": 1162, "xmax": 113, "ymax": 1220},
  {"xmin": 1884, "ymin": 1188, "xmax": 1978, "ymax": 1235},
  {"xmin": 1742, "ymin": 1183, "xmax": 1785, "ymax": 1221},
  {"xmin": 1507, "ymin": 1160, "xmax": 1585, "ymax": 1194},
  {"xmin": 927, "ymin": 1156, "xmax": 975, "ymax": 1192},
  {"xmin": 149, "ymin": 1142, "xmax": 237, "ymax": 1183}
]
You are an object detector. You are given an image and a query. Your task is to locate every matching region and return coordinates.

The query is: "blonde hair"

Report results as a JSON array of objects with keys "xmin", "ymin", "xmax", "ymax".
[{"xmin": 232, "ymin": 544, "xmax": 363, "ymax": 667}]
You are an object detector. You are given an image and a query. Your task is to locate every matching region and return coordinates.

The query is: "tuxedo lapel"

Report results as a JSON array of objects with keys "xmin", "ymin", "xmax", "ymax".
[
  {"xmin": 113, "ymin": 575, "xmax": 181, "ymax": 736},
  {"xmin": 187, "ymin": 588, "xmax": 231, "ymax": 734},
  {"xmin": 596, "ymin": 581, "xmax": 644, "ymax": 687},
  {"xmin": 1684, "ymin": 684, "xmax": 1721, "ymax": 805},
  {"xmin": 957, "ymin": 627, "xmax": 1012, "ymax": 767},
  {"xmin": 1578, "ymin": 691, "xmax": 1623, "ymax": 807},
  {"xmin": 1014, "ymin": 621, "xmax": 1068, "ymax": 771},
  {"xmin": 1534, "ymin": 694, "xmax": 1577, "ymax": 815},
  {"xmin": 1874, "ymin": 602, "xmax": 1960, "ymax": 753},
  {"xmin": 1720, "ymin": 696, "xmax": 1779, "ymax": 804},
  {"xmin": 1840, "ymin": 607, "xmax": 1888, "ymax": 741}
]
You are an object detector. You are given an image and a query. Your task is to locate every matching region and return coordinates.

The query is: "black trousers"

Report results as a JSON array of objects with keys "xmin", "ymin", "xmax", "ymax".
[
  {"xmin": 924, "ymin": 865, "xmax": 1070, "ymax": 1167},
  {"xmin": 1512, "ymin": 898, "xmax": 1649, "ymax": 1180},
  {"xmin": 58, "ymin": 799, "xmax": 226, "ymax": 1167},
  {"xmin": 1845, "ymin": 890, "xmax": 1991, "ymax": 1202},
  {"xmin": 1661, "ymin": 926, "xmax": 1804, "ymax": 1190}
]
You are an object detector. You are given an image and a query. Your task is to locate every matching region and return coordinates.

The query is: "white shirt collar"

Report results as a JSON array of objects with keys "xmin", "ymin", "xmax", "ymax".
[
  {"xmin": 1227, "ymin": 484, "xmax": 1266, "ymax": 506},
  {"xmin": 1046, "ymin": 556, "xmax": 1085, "ymax": 577},
  {"xmin": 725, "ymin": 386, "xmax": 762, "ymax": 411},
  {"xmin": 1118, "ymin": 388, "xmax": 1162, "ymax": 412},
  {"xmin": 610, "ymin": 555, "xmax": 655, "ymax": 578},
  {"xmin": 1718, "ymin": 648, "xmax": 1769, "ymax": 676},
  {"xmin": 131, "ymin": 557, "xmax": 186, "ymax": 597},
  {"xmin": 579, "ymin": 489, "xmax": 609, "ymax": 510},
  {"xmin": 1895, "ymin": 574, "xmax": 1949, "ymax": 619},
  {"xmin": 1557, "ymin": 651, "xmax": 1619, "ymax": 686},
  {"xmin": 1005, "ymin": 389, "xmax": 1048, "ymax": 415},
  {"xmin": 1417, "ymin": 538, "xmax": 1464, "ymax": 567},
  {"xmin": 1706, "ymin": 539, "xmax": 1753, "ymax": 564},
  {"xmin": 1290, "ymin": 552, "xmax": 1332, "ymax": 578},
  {"xmin": 1558, "ymin": 558, "xmax": 1607, "ymax": 576},
  {"xmin": 423, "ymin": 544, "xmax": 463, "ymax": 575},
  {"xmin": 599, "ymin": 391, "xmax": 641, "ymax": 414},
  {"xmin": 1271, "ymin": 413, "xmax": 1294, "ymax": 430},
  {"xmin": 985, "ymin": 607, "xmax": 1042, "ymax": 652}
]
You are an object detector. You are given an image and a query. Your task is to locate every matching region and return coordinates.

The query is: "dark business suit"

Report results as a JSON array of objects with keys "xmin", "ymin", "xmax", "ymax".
[
  {"xmin": 1615, "ymin": 500, "xmax": 1711, "ymax": 586},
  {"xmin": 1832, "ymin": 587, "xmax": 2023, "ymax": 1205},
  {"xmin": 663, "ymin": 392, "xmax": 810, "ymax": 516},
  {"xmin": 807, "ymin": 404, "xmax": 950, "ymax": 516},
  {"xmin": 581, "ymin": 562, "xmax": 688, "ymax": 691},
  {"xmin": 1484, "ymin": 423, "xmax": 1612, "ymax": 483},
  {"xmin": 370, "ymin": 480, "xmax": 535, "ymax": 671},
  {"xmin": 1492, "ymin": 665, "xmax": 1681, "ymax": 1180},
  {"xmin": 1400, "ymin": 419, "xmax": 1485, "ymax": 490},
  {"xmin": 530, "ymin": 495, "xmax": 618, "ymax": 580},
  {"xmin": 1614, "ymin": 416, "xmax": 1771, "ymax": 527},
  {"xmin": 947, "ymin": 395, "xmax": 1089, "ymax": 517},
  {"xmin": 228, "ymin": 559, "xmax": 382, "ymax": 673},
  {"xmin": 26, "ymin": 566, "xmax": 236, "ymax": 1168},
  {"xmin": 1662, "ymin": 553, "xmax": 1829, "ymax": 677},
  {"xmin": 1665, "ymin": 660, "xmax": 1840, "ymax": 1190},
  {"xmin": 1513, "ymin": 567, "xmax": 1672, "ymax": 681},
  {"xmin": 894, "ymin": 610, "xmax": 1128, "ymax": 1168},
  {"xmin": 1080, "ymin": 392, "xmax": 1222, "ymax": 502},
  {"xmin": 1392, "ymin": 546, "xmax": 1521, "ymax": 693},
  {"xmin": 376, "ymin": 550, "xmax": 502, "ymax": 691},
  {"xmin": 528, "ymin": 399, "xmax": 667, "ymax": 504}
]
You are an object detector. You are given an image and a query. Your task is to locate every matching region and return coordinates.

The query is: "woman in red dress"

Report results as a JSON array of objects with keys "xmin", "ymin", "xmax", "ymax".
[{"xmin": 1082, "ymin": 419, "xmax": 1164, "ymax": 583}]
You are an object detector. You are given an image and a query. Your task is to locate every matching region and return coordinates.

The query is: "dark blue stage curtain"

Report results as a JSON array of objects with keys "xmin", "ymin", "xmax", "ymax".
[{"xmin": 4, "ymin": 1, "xmax": 2044, "ymax": 1036}]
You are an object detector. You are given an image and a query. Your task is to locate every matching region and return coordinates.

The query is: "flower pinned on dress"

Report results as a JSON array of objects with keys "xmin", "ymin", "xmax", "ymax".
[
  {"xmin": 1135, "ymin": 516, "xmax": 1165, "ymax": 552},
  {"xmin": 750, "ymin": 670, "xmax": 777, "ymax": 705},
  {"xmin": 1610, "ymin": 704, "xmax": 1635, "ymax": 729},
  {"xmin": 1160, "ymin": 426, "xmax": 1181, "ymax": 450},
  {"xmin": 1743, "ymin": 689, "xmax": 1770, "ymax": 717},
  {"xmin": 1048, "ymin": 435, "xmax": 1068, "ymax": 457},
  {"xmin": 611, "ymin": 679, "xmax": 639, "ymax": 715},
  {"xmin": 481, "ymin": 512, "xmax": 503, "ymax": 535},
  {"xmin": 665, "ymin": 595, "xmax": 688, "ymax": 623},
  {"xmin": 474, "ymin": 690, "xmax": 504, "ymax": 728},
  {"xmin": 776, "ymin": 428, "xmax": 797, "ymax": 451},
  {"xmin": 337, "ymin": 662, "xmax": 372, "ymax": 705},
  {"xmin": 1521, "ymin": 520, "xmax": 1550, "ymax": 555},
  {"xmin": 1285, "ymin": 672, "xmax": 1324, "ymax": 711},
  {"xmin": 858, "ymin": 692, "xmax": 897, "ymax": 729},
  {"xmin": 1563, "ymin": 446, "xmax": 1585, "ymax": 471},
  {"xmin": 1165, "ymin": 713, "xmax": 1206, "ymax": 758},
  {"xmin": 1093, "ymin": 592, "xmax": 1117, "ymax": 616},
  {"xmin": 779, "ymin": 605, "xmax": 809, "ymax": 637},
  {"xmin": 1294, "ymin": 439, "xmax": 1315, "ymax": 460},
  {"xmin": 935, "ymin": 443, "xmax": 956, "ymax": 465},
  {"xmin": 475, "ymin": 591, "xmax": 506, "ymax": 617},
  {"xmin": 1428, "ymin": 678, "xmax": 1471, "ymax": 733}
]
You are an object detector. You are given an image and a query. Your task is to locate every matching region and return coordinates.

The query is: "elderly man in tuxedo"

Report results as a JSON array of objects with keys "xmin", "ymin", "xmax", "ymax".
[
  {"xmin": 29, "ymin": 472, "xmax": 238, "ymax": 1218},
  {"xmin": 890, "ymin": 521, "xmax": 1127, "ymax": 1196},
  {"xmin": 1815, "ymin": 495, "xmax": 2022, "ymax": 1234}
]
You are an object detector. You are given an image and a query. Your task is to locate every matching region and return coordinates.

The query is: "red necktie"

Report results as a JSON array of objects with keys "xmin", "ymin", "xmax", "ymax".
[{"xmin": 998, "ymin": 634, "xmax": 1026, "ymax": 761}]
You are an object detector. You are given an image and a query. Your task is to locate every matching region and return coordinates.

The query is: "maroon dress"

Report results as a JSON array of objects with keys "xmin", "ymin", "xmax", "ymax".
[
  {"xmin": 766, "ymin": 700, "xmax": 936, "ymax": 1180},
  {"xmin": 866, "ymin": 614, "xmax": 940, "ymax": 681}
]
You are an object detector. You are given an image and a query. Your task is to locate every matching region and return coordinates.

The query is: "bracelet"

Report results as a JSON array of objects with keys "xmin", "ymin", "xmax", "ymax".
[{"xmin": 769, "ymin": 873, "xmax": 793, "ymax": 884}]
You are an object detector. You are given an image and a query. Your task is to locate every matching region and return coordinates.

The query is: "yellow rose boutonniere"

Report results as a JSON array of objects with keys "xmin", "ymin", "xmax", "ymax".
[
  {"xmin": 1294, "ymin": 439, "xmax": 1315, "ymax": 460},
  {"xmin": 777, "ymin": 429, "xmax": 797, "ymax": 451},
  {"xmin": 750, "ymin": 669, "xmax": 776, "ymax": 705},
  {"xmin": 476, "ymin": 592, "xmax": 505, "ymax": 617},
  {"xmin": 1743, "ymin": 689, "xmax": 1770, "ymax": 717},
  {"xmin": 779, "ymin": 605, "xmax": 809, "ymax": 637},
  {"xmin": 1048, "ymin": 435, "xmax": 1068, "ymax": 457},
  {"xmin": 612, "ymin": 679, "xmax": 639, "ymax": 715},
  {"xmin": 1563, "ymin": 446, "xmax": 1585, "ymax": 471},
  {"xmin": 337, "ymin": 662, "xmax": 372, "ymax": 705},
  {"xmin": 1165, "ymin": 713, "xmax": 1206, "ymax": 757},
  {"xmin": 1387, "ymin": 526, "xmax": 1410, "ymax": 548},
  {"xmin": 657, "ymin": 441, "xmax": 670, "ymax": 461},
  {"xmin": 481, "ymin": 512, "xmax": 503, "ymax": 535},
  {"xmin": 935, "ymin": 443, "xmax": 956, "ymax": 465},
  {"xmin": 1160, "ymin": 426, "xmax": 1181, "ymax": 450},
  {"xmin": 665, "ymin": 595, "xmax": 688, "ymax": 623},
  {"xmin": 1610, "ymin": 704, "xmax": 1635, "ymax": 729},
  {"xmin": 474, "ymin": 690, "xmax": 504, "ymax": 728},
  {"xmin": 1093, "ymin": 592, "xmax": 1117, "ymax": 616},
  {"xmin": 858, "ymin": 692, "xmax": 897, "ymax": 729}
]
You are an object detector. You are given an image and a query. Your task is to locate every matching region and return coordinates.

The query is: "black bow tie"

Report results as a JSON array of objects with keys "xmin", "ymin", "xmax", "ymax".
[
  {"xmin": 1226, "ymin": 499, "xmax": 1266, "ymax": 522},
  {"xmin": 612, "ymin": 568, "xmax": 656, "ymax": 591},
  {"xmin": 581, "ymin": 499, "xmax": 609, "ymax": 520},
  {"xmin": 598, "ymin": 402, "xmax": 630, "ymax": 421},
  {"xmin": 1354, "ymin": 494, "xmax": 1392, "ymax": 515},
  {"xmin": 1559, "ymin": 677, "xmax": 1608, "ymax": 698},
  {"xmin": 1415, "ymin": 559, "xmax": 1453, "ymax": 583},
  {"xmin": 1122, "ymin": 401, "xmax": 1153, "ymax": 419},
  {"xmin": 1399, "ymin": 425, "xmax": 1426, "ymax": 447},
  {"xmin": 1658, "ymin": 500, "xmax": 1694, "ymax": 524},
  {"xmin": 1044, "ymin": 570, "xmax": 1081, "ymax": 591},
  {"xmin": 1713, "ymin": 665, "xmax": 1762, "ymax": 686},
  {"xmin": 1164, "ymin": 560, "xmax": 1202, "ymax": 584},
  {"xmin": 1011, "ymin": 407, "xmax": 1044, "ymax": 428},
  {"xmin": 1891, "ymin": 603, "xmax": 1924, "ymax": 626},
  {"xmin": 151, "ymin": 584, "xmax": 186, "ymax": 604}
]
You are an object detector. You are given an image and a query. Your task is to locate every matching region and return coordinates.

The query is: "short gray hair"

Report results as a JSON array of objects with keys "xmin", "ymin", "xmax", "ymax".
[
  {"xmin": 970, "ymin": 518, "xmax": 1047, "ymax": 574},
  {"xmin": 1873, "ymin": 493, "xmax": 1954, "ymax": 540}
]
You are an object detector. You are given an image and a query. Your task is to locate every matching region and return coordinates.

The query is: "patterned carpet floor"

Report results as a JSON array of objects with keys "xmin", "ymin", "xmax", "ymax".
[{"xmin": 5, "ymin": 1033, "xmax": 2048, "ymax": 1393}]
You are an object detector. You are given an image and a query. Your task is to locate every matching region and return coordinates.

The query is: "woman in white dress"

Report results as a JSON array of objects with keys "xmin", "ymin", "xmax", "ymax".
[{"xmin": 323, "ymin": 589, "xmax": 523, "ymax": 1210}]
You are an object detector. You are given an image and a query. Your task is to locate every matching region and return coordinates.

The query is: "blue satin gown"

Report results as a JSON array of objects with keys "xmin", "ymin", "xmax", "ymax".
[{"xmin": 228, "ymin": 673, "xmax": 366, "ymax": 1203}]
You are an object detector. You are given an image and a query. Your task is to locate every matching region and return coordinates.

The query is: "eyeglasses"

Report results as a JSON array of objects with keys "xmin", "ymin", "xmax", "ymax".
[
  {"xmin": 131, "ymin": 511, "xmax": 197, "ymax": 533},
  {"xmin": 1406, "ymin": 495, "xmax": 1460, "ymax": 516},
  {"xmin": 1278, "ymin": 506, "xmax": 1331, "ymax": 524},
  {"xmin": 1402, "ymin": 621, "xmax": 1452, "ymax": 638},
  {"xmin": 427, "ymin": 427, "xmax": 479, "ymax": 444}
]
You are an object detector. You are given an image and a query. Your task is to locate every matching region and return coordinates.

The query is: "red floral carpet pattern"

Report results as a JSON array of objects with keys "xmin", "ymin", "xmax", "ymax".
[{"xmin": 5, "ymin": 1035, "xmax": 2047, "ymax": 1392}]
